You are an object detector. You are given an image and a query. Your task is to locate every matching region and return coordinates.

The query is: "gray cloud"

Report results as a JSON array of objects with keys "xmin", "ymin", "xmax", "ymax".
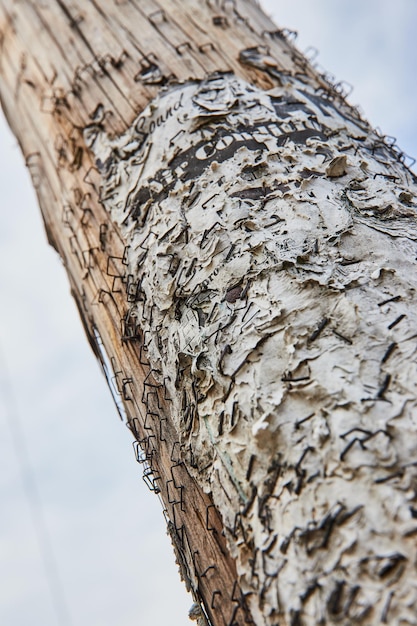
[{"xmin": 1, "ymin": 3, "xmax": 416, "ymax": 625}]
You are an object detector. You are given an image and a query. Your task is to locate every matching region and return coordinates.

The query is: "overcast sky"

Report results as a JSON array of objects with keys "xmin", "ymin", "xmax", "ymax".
[{"xmin": 0, "ymin": 3, "xmax": 416, "ymax": 625}]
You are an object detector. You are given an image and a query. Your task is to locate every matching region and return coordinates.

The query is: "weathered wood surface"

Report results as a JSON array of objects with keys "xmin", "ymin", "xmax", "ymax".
[
  {"xmin": 1, "ymin": 2, "xmax": 417, "ymax": 625},
  {"xmin": 0, "ymin": 3, "xmax": 305, "ymax": 624}
]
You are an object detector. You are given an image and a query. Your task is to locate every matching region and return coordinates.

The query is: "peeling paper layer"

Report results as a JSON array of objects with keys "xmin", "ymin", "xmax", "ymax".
[{"xmin": 86, "ymin": 73, "xmax": 417, "ymax": 625}]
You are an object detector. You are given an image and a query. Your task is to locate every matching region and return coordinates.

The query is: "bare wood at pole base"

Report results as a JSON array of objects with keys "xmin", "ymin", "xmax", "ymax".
[{"xmin": 1, "ymin": 2, "xmax": 417, "ymax": 625}]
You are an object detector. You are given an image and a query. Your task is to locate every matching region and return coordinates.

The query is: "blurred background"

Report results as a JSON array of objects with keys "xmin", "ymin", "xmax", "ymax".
[{"xmin": 0, "ymin": 2, "xmax": 416, "ymax": 624}]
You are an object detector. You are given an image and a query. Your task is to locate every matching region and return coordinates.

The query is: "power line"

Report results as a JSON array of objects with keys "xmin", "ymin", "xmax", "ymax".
[{"xmin": 0, "ymin": 344, "xmax": 72, "ymax": 626}]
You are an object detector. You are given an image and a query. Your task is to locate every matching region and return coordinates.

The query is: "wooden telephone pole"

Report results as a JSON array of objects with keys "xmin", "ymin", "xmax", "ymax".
[{"xmin": 1, "ymin": 2, "xmax": 417, "ymax": 624}]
